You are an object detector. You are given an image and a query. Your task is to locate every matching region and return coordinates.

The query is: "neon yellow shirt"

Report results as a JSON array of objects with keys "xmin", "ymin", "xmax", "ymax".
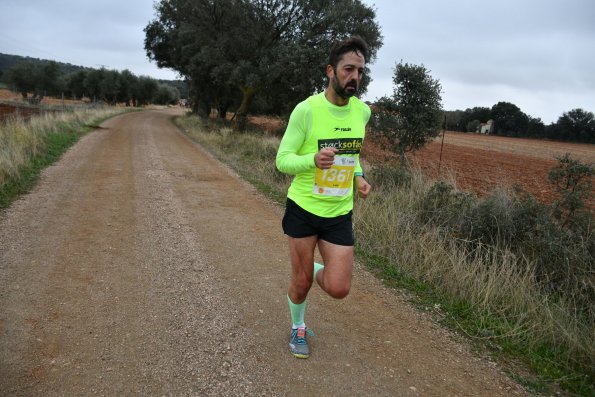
[{"xmin": 276, "ymin": 92, "xmax": 371, "ymax": 217}]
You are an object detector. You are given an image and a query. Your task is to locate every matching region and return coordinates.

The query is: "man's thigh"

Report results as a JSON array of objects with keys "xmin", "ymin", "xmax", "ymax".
[
  {"xmin": 288, "ymin": 235, "xmax": 318, "ymax": 276},
  {"xmin": 317, "ymin": 239, "xmax": 354, "ymax": 285}
]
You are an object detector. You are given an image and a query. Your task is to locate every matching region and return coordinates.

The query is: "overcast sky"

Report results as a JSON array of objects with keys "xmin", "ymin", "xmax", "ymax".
[{"xmin": 1, "ymin": 0, "xmax": 594, "ymax": 124}]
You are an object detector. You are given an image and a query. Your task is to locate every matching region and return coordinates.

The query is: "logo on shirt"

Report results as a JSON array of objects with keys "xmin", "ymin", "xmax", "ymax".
[
  {"xmin": 318, "ymin": 138, "xmax": 362, "ymax": 154},
  {"xmin": 334, "ymin": 127, "xmax": 352, "ymax": 132}
]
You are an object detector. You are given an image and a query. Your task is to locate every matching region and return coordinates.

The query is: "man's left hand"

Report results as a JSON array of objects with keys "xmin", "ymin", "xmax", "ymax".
[{"xmin": 355, "ymin": 176, "xmax": 371, "ymax": 199}]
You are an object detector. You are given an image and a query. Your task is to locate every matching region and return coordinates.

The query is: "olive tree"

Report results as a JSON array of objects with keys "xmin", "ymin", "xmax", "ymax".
[{"xmin": 371, "ymin": 62, "xmax": 443, "ymax": 165}]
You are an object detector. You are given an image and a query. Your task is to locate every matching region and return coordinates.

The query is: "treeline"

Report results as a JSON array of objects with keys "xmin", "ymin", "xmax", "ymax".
[
  {"xmin": 444, "ymin": 102, "xmax": 595, "ymax": 144},
  {"xmin": 0, "ymin": 54, "xmax": 185, "ymax": 107}
]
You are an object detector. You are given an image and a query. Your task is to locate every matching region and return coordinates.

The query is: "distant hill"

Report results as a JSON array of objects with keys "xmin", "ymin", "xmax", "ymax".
[
  {"xmin": 0, "ymin": 53, "xmax": 187, "ymax": 97},
  {"xmin": 0, "ymin": 53, "xmax": 88, "ymax": 76},
  {"xmin": 0, "ymin": 53, "xmax": 183, "ymax": 82}
]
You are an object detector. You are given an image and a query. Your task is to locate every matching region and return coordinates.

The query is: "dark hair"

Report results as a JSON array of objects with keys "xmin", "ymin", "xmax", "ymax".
[{"xmin": 328, "ymin": 36, "xmax": 369, "ymax": 70}]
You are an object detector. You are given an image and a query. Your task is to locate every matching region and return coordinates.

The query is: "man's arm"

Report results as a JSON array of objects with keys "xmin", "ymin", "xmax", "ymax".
[{"xmin": 276, "ymin": 102, "xmax": 315, "ymax": 175}]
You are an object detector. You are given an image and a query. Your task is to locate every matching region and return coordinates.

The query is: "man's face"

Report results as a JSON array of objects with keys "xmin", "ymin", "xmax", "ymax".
[{"xmin": 329, "ymin": 50, "xmax": 365, "ymax": 99}]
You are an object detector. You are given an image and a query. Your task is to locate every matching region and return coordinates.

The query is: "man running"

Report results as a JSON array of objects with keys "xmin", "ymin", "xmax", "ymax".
[{"xmin": 276, "ymin": 36, "xmax": 372, "ymax": 359}]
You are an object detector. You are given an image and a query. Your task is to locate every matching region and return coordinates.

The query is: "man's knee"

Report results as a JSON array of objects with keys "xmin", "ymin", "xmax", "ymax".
[
  {"xmin": 291, "ymin": 273, "xmax": 313, "ymax": 298},
  {"xmin": 326, "ymin": 283, "xmax": 350, "ymax": 299}
]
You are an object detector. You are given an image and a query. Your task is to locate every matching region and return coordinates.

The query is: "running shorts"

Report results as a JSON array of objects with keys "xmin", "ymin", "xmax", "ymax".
[{"xmin": 282, "ymin": 198, "xmax": 354, "ymax": 246}]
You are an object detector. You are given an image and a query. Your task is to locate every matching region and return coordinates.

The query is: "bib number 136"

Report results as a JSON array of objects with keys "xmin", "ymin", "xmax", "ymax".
[{"xmin": 313, "ymin": 156, "xmax": 356, "ymax": 196}]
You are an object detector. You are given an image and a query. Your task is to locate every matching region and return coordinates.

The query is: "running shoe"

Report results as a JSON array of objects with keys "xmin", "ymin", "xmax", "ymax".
[{"xmin": 289, "ymin": 326, "xmax": 314, "ymax": 358}]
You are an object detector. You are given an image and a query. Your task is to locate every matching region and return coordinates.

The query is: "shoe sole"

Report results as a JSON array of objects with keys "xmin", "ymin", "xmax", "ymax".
[{"xmin": 291, "ymin": 352, "xmax": 309, "ymax": 359}]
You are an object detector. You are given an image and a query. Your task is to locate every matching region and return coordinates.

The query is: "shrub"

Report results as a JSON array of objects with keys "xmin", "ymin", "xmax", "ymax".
[{"xmin": 368, "ymin": 164, "xmax": 412, "ymax": 190}]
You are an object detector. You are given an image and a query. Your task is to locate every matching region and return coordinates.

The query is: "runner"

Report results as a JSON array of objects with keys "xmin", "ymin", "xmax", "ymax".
[{"xmin": 276, "ymin": 36, "xmax": 372, "ymax": 359}]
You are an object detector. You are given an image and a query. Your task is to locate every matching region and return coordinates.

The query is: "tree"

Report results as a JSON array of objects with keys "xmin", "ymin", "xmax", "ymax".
[
  {"xmin": 490, "ymin": 101, "xmax": 529, "ymax": 136},
  {"xmin": 100, "ymin": 69, "xmax": 121, "ymax": 105},
  {"xmin": 443, "ymin": 110, "xmax": 463, "ymax": 131},
  {"xmin": 3, "ymin": 61, "xmax": 37, "ymax": 99},
  {"xmin": 554, "ymin": 108, "xmax": 595, "ymax": 143},
  {"xmin": 134, "ymin": 76, "xmax": 159, "ymax": 106},
  {"xmin": 65, "ymin": 70, "xmax": 88, "ymax": 100},
  {"xmin": 526, "ymin": 116, "xmax": 545, "ymax": 138},
  {"xmin": 84, "ymin": 68, "xmax": 106, "ymax": 103},
  {"xmin": 117, "ymin": 70, "xmax": 138, "ymax": 106},
  {"xmin": 459, "ymin": 106, "xmax": 491, "ymax": 132},
  {"xmin": 144, "ymin": 0, "xmax": 382, "ymax": 128},
  {"xmin": 371, "ymin": 62, "xmax": 443, "ymax": 165},
  {"xmin": 154, "ymin": 84, "xmax": 180, "ymax": 105},
  {"xmin": 3, "ymin": 61, "xmax": 60, "ymax": 103},
  {"xmin": 548, "ymin": 153, "xmax": 594, "ymax": 229},
  {"xmin": 37, "ymin": 61, "xmax": 61, "ymax": 98}
]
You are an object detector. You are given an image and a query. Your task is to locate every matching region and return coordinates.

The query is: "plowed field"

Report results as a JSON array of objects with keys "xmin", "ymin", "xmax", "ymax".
[{"xmin": 408, "ymin": 132, "xmax": 594, "ymax": 202}]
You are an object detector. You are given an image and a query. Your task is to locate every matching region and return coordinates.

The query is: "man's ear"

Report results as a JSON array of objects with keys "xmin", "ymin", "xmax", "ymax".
[{"xmin": 326, "ymin": 64, "xmax": 334, "ymax": 80}]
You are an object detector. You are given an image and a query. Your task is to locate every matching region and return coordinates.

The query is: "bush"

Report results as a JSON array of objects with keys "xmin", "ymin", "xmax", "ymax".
[
  {"xmin": 369, "ymin": 164, "xmax": 412, "ymax": 190},
  {"xmin": 417, "ymin": 181, "xmax": 594, "ymax": 324},
  {"xmin": 416, "ymin": 180, "xmax": 475, "ymax": 228}
]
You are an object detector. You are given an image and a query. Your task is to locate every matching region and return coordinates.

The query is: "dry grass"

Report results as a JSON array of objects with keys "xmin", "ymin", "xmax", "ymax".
[
  {"xmin": 354, "ymin": 168, "xmax": 594, "ymax": 389},
  {"xmin": 0, "ymin": 107, "xmax": 126, "ymax": 188}
]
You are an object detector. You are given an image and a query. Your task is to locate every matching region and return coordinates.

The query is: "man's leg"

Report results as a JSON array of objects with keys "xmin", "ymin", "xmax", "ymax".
[
  {"xmin": 316, "ymin": 239, "xmax": 354, "ymax": 299},
  {"xmin": 287, "ymin": 235, "xmax": 318, "ymax": 358},
  {"xmin": 287, "ymin": 235, "xmax": 318, "ymax": 305}
]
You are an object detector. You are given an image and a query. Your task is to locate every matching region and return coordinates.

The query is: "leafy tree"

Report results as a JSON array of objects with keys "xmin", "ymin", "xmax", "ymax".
[
  {"xmin": 144, "ymin": 0, "xmax": 383, "ymax": 128},
  {"xmin": 154, "ymin": 84, "xmax": 180, "ymax": 105},
  {"xmin": 443, "ymin": 110, "xmax": 463, "ymax": 131},
  {"xmin": 84, "ymin": 68, "xmax": 106, "ymax": 103},
  {"xmin": 2, "ymin": 61, "xmax": 37, "ymax": 99},
  {"xmin": 135, "ymin": 76, "xmax": 159, "ymax": 106},
  {"xmin": 466, "ymin": 119, "xmax": 480, "ymax": 133},
  {"xmin": 65, "ymin": 70, "xmax": 88, "ymax": 100},
  {"xmin": 100, "ymin": 69, "xmax": 121, "ymax": 105},
  {"xmin": 554, "ymin": 108, "xmax": 595, "ymax": 143},
  {"xmin": 371, "ymin": 62, "xmax": 443, "ymax": 165},
  {"xmin": 526, "ymin": 116, "xmax": 545, "ymax": 138},
  {"xmin": 2, "ymin": 61, "xmax": 60, "ymax": 103},
  {"xmin": 37, "ymin": 61, "xmax": 61, "ymax": 98},
  {"xmin": 548, "ymin": 153, "xmax": 594, "ymax": 229},
  {"xmin": 460, "ymin": 106, "xmax": 491, "ymax": 132},
  {"xmin": 117, "ymin": 70, "xmax": 138, "ymax": 106},
  {"xmin": 490, "ymin": 101, "xmax": 529, "ymax": 136}
]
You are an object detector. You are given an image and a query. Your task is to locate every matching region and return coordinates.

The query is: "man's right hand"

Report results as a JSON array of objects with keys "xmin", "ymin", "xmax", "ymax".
[{"xmin": 314, "ymin": 147, "xmax": 338, "ymax": 169}]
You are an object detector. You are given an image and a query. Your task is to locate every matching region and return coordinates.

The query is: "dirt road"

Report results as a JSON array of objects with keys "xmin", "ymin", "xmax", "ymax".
[{"xmin": 0, "ymin": 109, "xmax": 530, "ymax": 396}]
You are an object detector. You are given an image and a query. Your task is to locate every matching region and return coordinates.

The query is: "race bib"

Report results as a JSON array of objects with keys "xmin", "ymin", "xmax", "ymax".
[{"xmin": 313, "ymin": 155, "xmax": 356, "ymax": 196}]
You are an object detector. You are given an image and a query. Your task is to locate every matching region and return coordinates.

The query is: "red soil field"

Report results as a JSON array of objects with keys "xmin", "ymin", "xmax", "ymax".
[{"xmin": 362, "ymin": 132, "xmax": 595, "ymax": 203}]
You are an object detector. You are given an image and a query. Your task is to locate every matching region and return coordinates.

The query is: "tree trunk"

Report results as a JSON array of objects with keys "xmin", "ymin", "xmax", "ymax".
[
  {"xmin": 399, "ymin": 146, "xmax": 406, "ymax": 170},
  {"xmin": 233, "ymin": 86, "xmax": 255, "ymax": 131}
]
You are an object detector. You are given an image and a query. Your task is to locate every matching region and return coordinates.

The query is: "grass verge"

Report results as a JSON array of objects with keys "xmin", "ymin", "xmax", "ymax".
[{"xmin": 0, "ymin": 107, "xmax": 131, "ymax": 209}]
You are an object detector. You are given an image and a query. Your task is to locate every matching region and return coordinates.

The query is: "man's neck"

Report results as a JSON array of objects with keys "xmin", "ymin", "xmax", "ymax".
[{"xmin": 324, "ymin": 88, "xmax": 349, "ymax": 107}]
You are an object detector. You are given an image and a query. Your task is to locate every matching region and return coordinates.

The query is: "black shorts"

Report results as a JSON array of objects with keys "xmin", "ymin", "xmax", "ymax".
[{"xmin": 282, "ymin": 198, "xmax": 354, "ymax": 246}]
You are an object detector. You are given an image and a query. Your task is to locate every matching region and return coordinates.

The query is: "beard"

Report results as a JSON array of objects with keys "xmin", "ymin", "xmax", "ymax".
[{"xmin": 331, "ymin": 75, "xmax": 358, "ymax": 99}]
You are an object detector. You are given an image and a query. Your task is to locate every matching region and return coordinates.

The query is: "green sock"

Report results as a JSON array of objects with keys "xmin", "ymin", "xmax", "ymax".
[
  {"xmin": 314, "ymin": 262, "xmax": 324, "ymax": 279},
  {"xmin": 287, "ymin": 295, "xmax": 307, "ymax": 328}
]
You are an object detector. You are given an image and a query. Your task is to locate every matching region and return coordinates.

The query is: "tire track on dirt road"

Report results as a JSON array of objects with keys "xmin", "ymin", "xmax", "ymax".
[{"xmin": 1, "ymin": 108, "xmax": 530, "ymax": 396}]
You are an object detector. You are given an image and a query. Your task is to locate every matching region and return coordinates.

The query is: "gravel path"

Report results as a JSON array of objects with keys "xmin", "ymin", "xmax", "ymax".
[{"xmin": 0, "ymin": 108, "xmax": 530, "ymax": 396}]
